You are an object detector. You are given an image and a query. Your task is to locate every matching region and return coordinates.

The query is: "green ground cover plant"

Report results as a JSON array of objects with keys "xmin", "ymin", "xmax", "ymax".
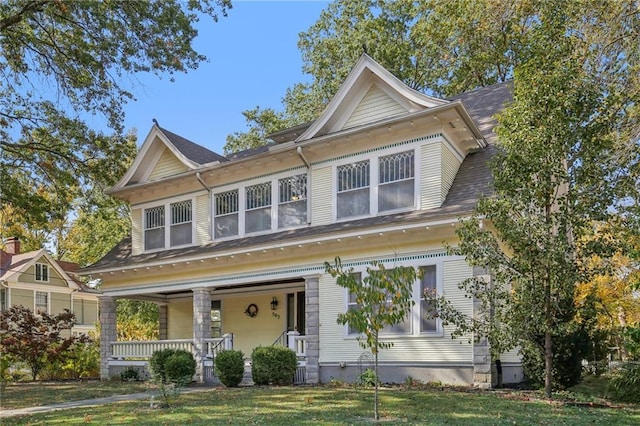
[{"xmin": 3, "ymin": 382, "xmax": 639, "ymax": 425}]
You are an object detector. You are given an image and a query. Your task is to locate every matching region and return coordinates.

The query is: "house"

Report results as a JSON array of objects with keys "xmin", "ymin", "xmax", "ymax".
[
  {"xmin": 0, "ymin": 237, "xmax": 99, "ymax": 336},
  {"xmin": 81, "ymin": 54, "xmax": 521, "ymax": 387}
]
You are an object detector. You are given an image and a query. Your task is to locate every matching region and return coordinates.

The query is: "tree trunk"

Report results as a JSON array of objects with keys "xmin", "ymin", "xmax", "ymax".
[
  {"xmin": 544, "ymin": 329, "xmax": 553, "ymax": 398},
  {"xmin": 374, "ymin": 333, "xmax": 379, "ymax": 421}
]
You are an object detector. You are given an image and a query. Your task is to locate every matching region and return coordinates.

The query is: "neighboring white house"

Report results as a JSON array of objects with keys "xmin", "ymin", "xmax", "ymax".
[
  {"xmin": 81, "ymin": 54, "xmax": 521, "ymax": 387},
  {"xmin": 1, "ymin": 237, "xmax": 99, "ymax": 336}
]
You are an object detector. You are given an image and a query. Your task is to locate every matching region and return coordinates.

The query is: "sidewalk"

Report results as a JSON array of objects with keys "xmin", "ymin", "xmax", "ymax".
[{"xmin": 0, "ymin": 387, "xmax": 213, "ymax": 419}]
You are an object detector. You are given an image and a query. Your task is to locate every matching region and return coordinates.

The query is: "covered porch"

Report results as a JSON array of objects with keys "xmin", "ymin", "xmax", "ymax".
[{"xmin": 98, "ymin": 276, "xmax": 319, "ymax": 384}]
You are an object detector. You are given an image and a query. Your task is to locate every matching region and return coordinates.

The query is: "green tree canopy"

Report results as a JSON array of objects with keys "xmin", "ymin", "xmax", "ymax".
[{"xmin": 0, "ymin": 0, "xmax": 230, "ymax": 232}]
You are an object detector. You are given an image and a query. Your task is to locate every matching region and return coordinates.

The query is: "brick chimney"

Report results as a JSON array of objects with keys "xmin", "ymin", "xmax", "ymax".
[{"xmin": 5, "ymin": 237, "xmax": 20, "ymax": 255}]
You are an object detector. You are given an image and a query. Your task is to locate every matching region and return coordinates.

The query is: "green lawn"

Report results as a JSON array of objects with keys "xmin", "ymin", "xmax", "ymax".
[{"xmin": 2, "ymin": 380, "xmax": 639, "ymax": 425}]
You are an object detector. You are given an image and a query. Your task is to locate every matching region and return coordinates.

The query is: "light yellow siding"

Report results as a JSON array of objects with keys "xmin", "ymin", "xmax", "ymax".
[
  {"xmin": 311, "ymin": 166, "xmax": 333, "ymax": 225},
  {"xmin": 19, "ymin": 261, "xmax": 66, "ymax": 287},
  {"xmin": 51, "ymin": 291, "xmax": 71, "ymax": 315},
  {"xmin": 148, "ymin": 148, "xmax": 189, "ymax": 181},
  {"xmin": 319, "ymin": 257, "xmax": 474, "ymax": 365},
  {"xmin": 131, "ymin": 208, "xmax": 143, "ymax": 255},
  {"xmin": 10, "ymin": 288, "xmax": 32, "ymax": 309},
  {"xmin": 420, "ymin": 142, "xmax": 442, "ymax": 209},
  {"xmin": 343, "ymin": 85, "xmax": 406, "ymax": 129},
  {"xmin": 195, "ymin": 194, "xmax": 210, "ymax": 245},
  {"xmin": 441, "ymin": 144, "xmax": 461, "ymax": 202},
  {"xmin": 167, "ymin": 299, "xmax": 193, "ymax": 339},
  {"xmin": 223, "ymin": 294, "xmax": 286, "ymax": 357}
]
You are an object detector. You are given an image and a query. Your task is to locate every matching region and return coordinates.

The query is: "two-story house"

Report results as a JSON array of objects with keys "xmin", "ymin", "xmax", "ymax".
[
  {"xmin": 1, "ymin": 237, "xmax": 99, "ymax": 335},
  {"xmin": 81, "ymin": 54, "xmax": 521, "ymax": 387}
]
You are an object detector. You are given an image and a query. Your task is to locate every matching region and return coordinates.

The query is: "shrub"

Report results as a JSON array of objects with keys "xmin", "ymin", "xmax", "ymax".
[
  {"xmin": 62, "ymin": 341, "xmax": 100, "ymax": 379},
  {"xmin": 608, "ymin": 363, "xmax": 640, "ymax": 403},
  {"xmin": 120, "ymin": 367, "xmax": 140, "ymax": 382},
  {"xmin": 215, "ymin": 350, "xmax": 245, "ymax": 387},
  {"xmin": 251, "ymin": 346, "xmax": 297, "ymax": 386},
  {"xmin": 358, "ymin": 368, "xmax": 379, "ymax": 387},
  {"xmin": 522, "ymin": 328, "xmax": 590, "ymax": 390},
  {"xmin": 149, "ymin": 348, "xmax": 195, "ymax": 384}
]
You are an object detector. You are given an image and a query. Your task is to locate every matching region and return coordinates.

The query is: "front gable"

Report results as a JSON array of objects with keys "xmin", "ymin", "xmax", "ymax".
[
  {"xmin": 147, "ymin": 146, "xmax": 190, "ymax": 181},
  {"xmin": 297, "ymin": 54, "xmax": 448, "ymax": 141}
]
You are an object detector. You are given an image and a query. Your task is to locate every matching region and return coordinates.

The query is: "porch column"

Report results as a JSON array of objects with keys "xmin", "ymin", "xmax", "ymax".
[
  {"xmin": 192, "ymin": 287, "xmax": 211, "ymax": 383},
  {"xmin": 98, "ymin": 295, "xmax": 116, "ymax": 380},
  {"xmin": 472, "ymin": 269, "xmax": 493, "ymax": 389},
  {"xmin": 304, "ymin": 275, "xmax": 320, "ymax": 384},
  {"xmin": 158, "ymin": 304, "xmax": 168, "ymax": 340}
]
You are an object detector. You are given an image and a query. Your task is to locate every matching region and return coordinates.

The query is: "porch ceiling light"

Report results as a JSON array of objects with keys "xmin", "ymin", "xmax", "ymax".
[{"xmin": 271, "ymin": 296, "xmax": 279, "ymax": 311}]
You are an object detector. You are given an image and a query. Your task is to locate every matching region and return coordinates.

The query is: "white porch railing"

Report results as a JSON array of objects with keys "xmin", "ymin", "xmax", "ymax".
[
  {"xmin": 109, "ymin": 334, "xmax": 233, "ymax": 360},
  {"xmin": 286, "ymin": 331, "xmax": 307, "ymax": 357}
]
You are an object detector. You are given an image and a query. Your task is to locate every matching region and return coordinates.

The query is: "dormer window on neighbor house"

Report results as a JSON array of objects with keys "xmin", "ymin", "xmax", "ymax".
[
  {"xmin": 144, "ymin": 199, "xmax": 193, "ymax": 250},
  {"xmin": 35, "ymin": 263, "xmax": 49, "ymax": 282}
]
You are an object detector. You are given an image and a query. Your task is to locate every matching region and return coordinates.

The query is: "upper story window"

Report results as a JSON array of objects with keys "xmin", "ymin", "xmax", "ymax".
[
  {"xmin": 215, "ymin": 190, "xmax": 239, "ymax": 239},
  {"xmin": 246, "ymin": 182, "xmax": 272, "ymax": 234},
  {"xmin": 170, "ymin": 201, "xmax": 192, "ymax": 246},
  {"xmin": 0, "ymin": 288, "xmax": 7, "ymax": 312},
  {"xmin": 378, "ymin": 150, "xmax": 415, "ymax": 212},
  {"xmin": 337, "ymin": 161, "xmax": 370, "ymax": 219},
  {"xmin": 278, "ymin": 174, "xmax": 307, "ymax": 229},
  {"xmin": 144, "ymin": 200, "xmax": 193, "ymax": 251},
  {"xmin": 35, "ymin": 291, "xmax": 48, "ymax": 314},
  {"xmin": 35, "ymin": 263, "xmax": 49, "ymax": 282}
]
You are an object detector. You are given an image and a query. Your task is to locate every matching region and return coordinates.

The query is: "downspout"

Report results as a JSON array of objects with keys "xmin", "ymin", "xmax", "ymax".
[
  {"xmin": 196, "ymin": 172, "xmax": 212, "ymax": 240},
  {"xmin": 296, "ymin": 147, "xmax": 312, "ymax": 225}
]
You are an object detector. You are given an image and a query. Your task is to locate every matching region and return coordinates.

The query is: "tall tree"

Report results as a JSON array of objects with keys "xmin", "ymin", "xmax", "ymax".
[
  {"xmin": 429, "ymin": 1, "xmax": 640, "ymax": 397},
  {"xmin": 224, "ymin": 0, "xmax": 531, "ymax": 153},
  {"xmin": 325, "ymin": 257, "xmax": 418, "ymax": 421},
  {"xmin": 1, "ymin": 0, "xmax": 231, "ymax": 231}
]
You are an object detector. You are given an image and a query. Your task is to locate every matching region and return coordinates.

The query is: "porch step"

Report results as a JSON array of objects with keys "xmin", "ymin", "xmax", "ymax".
[{"xmin": 240, "ymin": 359, "xmax": 254, "ymax": 386}]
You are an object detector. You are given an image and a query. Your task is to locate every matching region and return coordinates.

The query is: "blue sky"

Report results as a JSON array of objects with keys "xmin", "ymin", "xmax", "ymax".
[{"xmin": 121, "ymin": 1, "xmax": 329, "ymax": 154}]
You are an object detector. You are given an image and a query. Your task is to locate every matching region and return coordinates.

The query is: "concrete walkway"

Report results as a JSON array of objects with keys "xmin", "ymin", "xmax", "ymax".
[{"xmin": 0, "ymin": 387, "xmax": 214, "ymax": 419}]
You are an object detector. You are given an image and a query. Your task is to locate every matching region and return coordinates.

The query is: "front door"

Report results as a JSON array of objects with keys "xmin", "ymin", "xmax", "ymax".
[{"xmin": 286, "ymin": 291, "xmax": 305, "ymax": 334}]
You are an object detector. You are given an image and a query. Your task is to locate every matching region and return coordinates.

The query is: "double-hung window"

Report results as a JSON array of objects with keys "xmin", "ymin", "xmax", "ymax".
[
  {"xmin": 35, "ymin": 263, "xmax": 49, "ymax": 282},
  {"xmin": 144, "ymin": 200, "xmax": 193, "ymax": 250},
  {"xmin": 346, "ymin": 273, "xmax": 363, "ymax": 335},
  {"xmin": 420, "ymin": 265, "xmax": 438, "ymax": 332},
  {"xmin": 145, "ymin": 206, "xmax": 165, "ymax": 250},
  {"xmin": 337, "ymin": 160, "xmax": 370, "ymax": 219},
  {"xmin": 35, "ymin": 291, "xmax": 48, "ymax": 314},
  {"xmin": 170, "ymin": 201, "xmax": 192, "ymax": 246},
  {"xmin": 246, "ymin": 182, "xmax": 272, "ymax": 233},
  {"xmin": 278, "ymin": 174, "xmax": 307, "ymax": 228},
  {"xmin": 0, "ymin": 288, "xmax": 7, "ymax": 311},
  {"xmin": 378, "ymin": 150, "xmax": 415, "ymax": 212},
  {"xmin": 215, "ymin": 190, "xmax": 239, "ymax": 238}
]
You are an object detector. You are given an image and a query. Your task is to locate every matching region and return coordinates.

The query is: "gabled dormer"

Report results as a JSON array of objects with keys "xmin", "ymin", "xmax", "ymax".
[
  {"xmin": 111, "ymin": 123, "xmax": 228, "ymax": 191},
  {"xmin": 297, "ymin": 54, "xmax": 448, "ymax": 141}
]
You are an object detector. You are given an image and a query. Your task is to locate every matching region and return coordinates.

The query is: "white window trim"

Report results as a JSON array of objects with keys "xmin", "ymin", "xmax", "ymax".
[
  {"xmin": 35, "ymin": 263, "xmax": 49, "ymax": 283},
  {"xmin": 211, "ymin": 171, "xmax": 308, "ymax": 241},
  {"xmin": 35, "ymin": 290, "xmax": 50, "ymax": 315},
  {"xmin": 142, "ymin": 194, "xmax": 196, "ymax": 252},
  {"xmin": 342, "ymin": 258, "xmax": 444, "ymax": 339},
  {"xmin": 333, "ymin": 147, "xmax": 419, "ymax": 222}
]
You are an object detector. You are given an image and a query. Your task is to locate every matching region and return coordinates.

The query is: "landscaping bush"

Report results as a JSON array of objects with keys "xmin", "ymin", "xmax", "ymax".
[
  {"xmin": 522, "ymin": 328, "xmax": 590, "ymax": 390},
  {"xmin": 62, "ymin": 341, "xmax": 100, "ymax": 379},
  {"xmin": 251, "ymin": 346, "xmax": 297, "ymax": 385},
  {"xmin": 608, "ymin": 363, "xmax": 640, "ymax": 403},
  {"xmin": 120, "ymin": 367, "xmax": 140, "ymax": 382},
  {"xmin": 214, "ymin": 350, "xmax": 245, "ymax": 387},
  {"xmin": 149, "ymin": 349, "xmax": 195, "ymax": 384}
]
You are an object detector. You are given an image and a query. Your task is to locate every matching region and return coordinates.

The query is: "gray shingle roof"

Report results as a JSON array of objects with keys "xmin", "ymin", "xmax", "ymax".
[
  {"xmin": 83, "ymin": 82, "xmax": 511, "ymax": 272},
  {"xmin": 158, "ymin": 126, "xmax": 228, "ymax": 165}
]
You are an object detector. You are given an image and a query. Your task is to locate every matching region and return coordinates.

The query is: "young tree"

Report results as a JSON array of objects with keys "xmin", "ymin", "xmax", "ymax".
[
  {"xmin": 325, "ymin": 257, "xmax": 419, "ymax": 421},
  {"xmin": 429, "ymin": 2, "xmax": 640, "ymax": 397},
  {"xmin": 0, "ymin": 305, "xmax": 88, "ymax": 380}
]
